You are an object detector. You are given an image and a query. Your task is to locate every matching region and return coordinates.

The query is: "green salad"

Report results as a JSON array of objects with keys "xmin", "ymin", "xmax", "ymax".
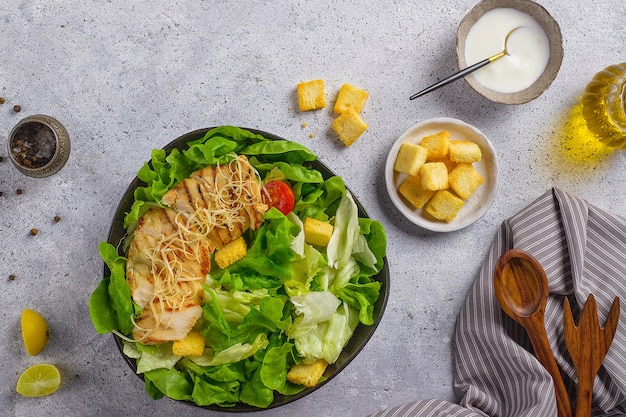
[{"xmin": 89, "ymin": 126, "xmax": 387, "ymax": 408}]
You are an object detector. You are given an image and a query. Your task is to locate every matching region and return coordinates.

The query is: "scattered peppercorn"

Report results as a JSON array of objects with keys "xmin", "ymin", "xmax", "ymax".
[
  {"xmin": 54, "ymin": 215, "xmax": 61, "ymax": 223},
  {"xmin": 13, "ymin": 105, "xmax": 21, "ymax": 113},
  {"xmin": 16, "ymin": 189, "xmax": 23, "ymax": 195},
  {"xmin": 0, "ymin": 97, "xmax": 5, "ymax": 104},
  {"xmin": 30, "ymin": 228, "xmax": 38, "ymax": 236},
  {"xmin": 0, "ymin": 192, "xmax": 3, "ymax": 197},
  {"xmin": 9, "ymin": 274, "xmax": 16, "ymax": 281},
  {"xmin": 0, "ymin": 156, "xmax": 3, "ymax": 162}
]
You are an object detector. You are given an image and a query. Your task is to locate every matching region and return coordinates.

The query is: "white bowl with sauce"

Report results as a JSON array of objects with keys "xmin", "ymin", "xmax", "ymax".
[{"xmin": 456, "ymin": 0, "xmax": 563, "ymax": 104}]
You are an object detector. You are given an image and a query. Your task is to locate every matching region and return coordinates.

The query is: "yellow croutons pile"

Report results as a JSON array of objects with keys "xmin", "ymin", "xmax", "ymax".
[
  {"xmin": 393, "ymin": 131, "xmax": 484, "ymax": 222},
  {"xmin": 296, "ymin": 80, "xmax": 369, "ymax": 147}
]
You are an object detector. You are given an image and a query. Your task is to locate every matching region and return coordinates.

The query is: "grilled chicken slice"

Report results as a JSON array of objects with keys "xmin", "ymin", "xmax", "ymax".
[
  {"xmin": 127, "ymin": 207, "xmax": 213, "ymax": 307},
  {"xmin": 126, "ymin": 207, "xmax": 212, "ymax": 344},
  {"xmin": 132, "ymin": 302, "xmax": 203, "ymax": 344},
  {"xmin": 125, "ymin": 155, "xmax": 268, "ymax": 344},
  {"xmin": 161, "ymin": 155, "xmax": 267, "ymax": 248}
]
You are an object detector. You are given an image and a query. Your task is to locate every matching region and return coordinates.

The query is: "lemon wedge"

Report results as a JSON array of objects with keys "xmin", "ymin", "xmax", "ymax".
[
  {"xmin": 21, "ymin": 309, "xmax": 49, "ymax": 356},
  {"xmin": 16, "ymin": 364, "xmax": 61, "ymax": 397}
]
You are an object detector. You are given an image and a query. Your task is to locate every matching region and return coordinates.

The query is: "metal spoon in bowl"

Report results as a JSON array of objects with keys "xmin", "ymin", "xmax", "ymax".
[
  {"xmin": 493, "ymin": 249, "xmax": 573, "ymax": 417},
  {"xmin": 409, "ymin": 26, "xmax": 522, "ymax": 100}
]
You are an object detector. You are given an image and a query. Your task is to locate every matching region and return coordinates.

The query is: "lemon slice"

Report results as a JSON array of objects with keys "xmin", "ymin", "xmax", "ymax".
[
  {"xmin": 21, "ymin": 309, "xmax": 48, "ymax": 356},
  {"xmin": 16, "ymin": 364, "xmax": 61, "ymax": 397}
]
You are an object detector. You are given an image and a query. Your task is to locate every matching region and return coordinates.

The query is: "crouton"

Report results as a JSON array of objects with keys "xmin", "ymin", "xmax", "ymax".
[
  {"xmin": 427, "ymin": 156, "xmax": 457, "ymax": 173},
  {"xmin": 297, "ymin": 79, "xmax": 326, "ymax": 111},
  {"xmin": 172, "ymin": 331, "xmax": 205, "ymax": 356},
  {"xmin": 420, "ymin": 162, "xmax": 449, "ymax": 190},
  {"xmin": 398, "ymin": 174, "xmax": 436, "ymax": 209},
  {"xmin": 393, "ymin": 142, "xmax": 428, "ymax": 176},
  {"xmin": 287, "ymin": 359, "xmax": 328, "ymax": 387},
  {"xmin": 449, "ymin": 140, "xmax": 482, "ymax": 163},
  {"xmin": 420, "ymin": 131, "xmax": 450, "ymax": 159},
  {"xmin": 449, "ymin": 163, "xmax": 484, "ymax": 200},
  {"xmin": 214, "ymin": 236, "xmax": 247, "ymax": 269},
  {"xmin": 334, "ymin": 83, "xmax": 369, "ymax": 114},
  {"xmin": 304, "ymin": 218, "xmax": 334, "ymax": 246},
  {"xmin": 425, "ymin": 190, "xmax": 465, "ymax": 222},
  {"xmin": 332, "ymin": 108, "xmax": 368, "ymax": 146}
]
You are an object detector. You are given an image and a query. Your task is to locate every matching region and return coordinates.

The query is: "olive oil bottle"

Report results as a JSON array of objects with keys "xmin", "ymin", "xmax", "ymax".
[{"xmin": 581, "ymin": 63, "xmax": 626, "ymax": 149}]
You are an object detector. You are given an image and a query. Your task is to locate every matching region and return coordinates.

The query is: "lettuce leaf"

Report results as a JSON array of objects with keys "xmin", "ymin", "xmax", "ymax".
[
  {"xmin": 251, "ymin": 160, "xmax": 324, "ymax": 184},
  {"xmin": 335, "ymin": 280, "xmax": 382, "ymax": 326},
  {"xmin": 241, "ymin": 139, "xmax": 317, "ymax": 164},
  {"xmin": 143, "ymin": 368, "xmax": 193, "ymax": 401},
  {"xmin": 221, "ymin": 208, "xmax": 299, "ymax": 283},
  {"xmin": 201, "ymin": 287, "xmax": 290, "ymax": 353},
  {"xmin": 287, "ymin": 301, "xmax": 359, "ymax": 364},
  {"xmin": 240, "ymin": 366, "xmax": 275, "ymax": 408},
  {"xmin": 135, "ymin": 343, "xmax": 182, "ymax": 374},
  {"xmin": 290, "ymin": 291, "xmax": 341, "ymax": 326},
  {"xmin": 294, "ymin": 176, "xmax": 346, "ymax": 221},
  {"xmin": 260, "ymin": 342, "xmax": 304, "ymax": 396},
  {"xmin": 89, "ymin": 242, "xmax": 134, "ymax": 334},
  {"xmin": 327, "ymin": 192, "xmax": 363, "ymax": 269},
  {"xmin": 190, "ymin": 374, "xmax": 240, "ymax": 407},
  {"xmin": 189, "ymin": 333, "xmax": 269, "ymax": 367},
  {"xmin": 88, "ymin": 278, "xmax": 116, "ymax": 334}
]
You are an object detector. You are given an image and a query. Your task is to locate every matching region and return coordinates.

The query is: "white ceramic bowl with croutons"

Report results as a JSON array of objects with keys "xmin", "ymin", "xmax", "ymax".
[{"xmin": 385, "ymin": 118, "xmax": 498, "ymax": 232}]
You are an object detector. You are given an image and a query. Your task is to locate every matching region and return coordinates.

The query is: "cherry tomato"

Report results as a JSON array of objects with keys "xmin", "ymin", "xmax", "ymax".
[{"xmin": 263, "ymin": 180, "xmax": 295, "ymax": 215}]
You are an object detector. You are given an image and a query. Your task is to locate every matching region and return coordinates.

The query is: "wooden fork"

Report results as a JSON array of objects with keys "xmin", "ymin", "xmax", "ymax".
[{"xmin": 563, "ymin": 294, "xmax": 620, "ymax": 417}]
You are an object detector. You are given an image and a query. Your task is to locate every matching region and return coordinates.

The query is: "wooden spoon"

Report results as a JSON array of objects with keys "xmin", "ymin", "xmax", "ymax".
[
  {"xmin": 563, "ymin": 294, "xmax": 620, "ymax": 417},
  {"xmin": 494, "ymin": 249, "xmax": 573, "ymax": 417}
]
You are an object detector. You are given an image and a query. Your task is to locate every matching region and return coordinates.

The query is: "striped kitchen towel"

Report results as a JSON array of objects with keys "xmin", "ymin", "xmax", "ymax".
[{"xmin": 370, "ymin": 188, "xmax": 626, "ymax": 417}]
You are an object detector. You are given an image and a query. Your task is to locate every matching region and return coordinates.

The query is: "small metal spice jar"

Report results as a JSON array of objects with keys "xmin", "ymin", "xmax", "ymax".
[{"xmin": 8, "ymin": 114, "xmax": 70, "ymax": 177}]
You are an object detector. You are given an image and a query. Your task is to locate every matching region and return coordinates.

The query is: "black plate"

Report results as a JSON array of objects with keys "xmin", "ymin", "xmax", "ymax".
[{"xmin": 106, "ymin": 127, "xmax": 389, "ymax": 411}]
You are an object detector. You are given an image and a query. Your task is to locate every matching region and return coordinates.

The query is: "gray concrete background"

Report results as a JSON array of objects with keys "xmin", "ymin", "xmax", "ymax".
[{"xmin": 1, "ymin": 1, "xmax": 624, "ymax": 416}]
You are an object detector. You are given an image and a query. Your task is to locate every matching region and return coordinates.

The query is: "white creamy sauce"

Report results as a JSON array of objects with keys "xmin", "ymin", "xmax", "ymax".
[{"xmin": 464, "ymin": 8, "xmax": 550, "ymax": 93}]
